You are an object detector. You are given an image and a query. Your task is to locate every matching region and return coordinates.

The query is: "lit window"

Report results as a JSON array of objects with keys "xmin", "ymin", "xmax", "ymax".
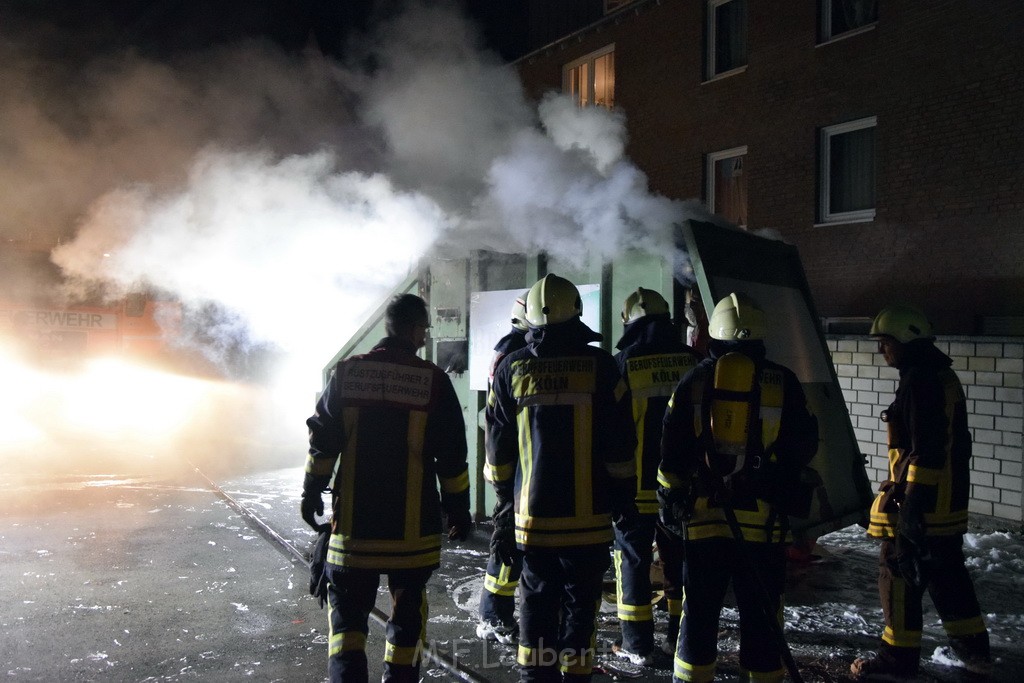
[
  {"xmin": 820, "ymin": 0, "xmax": 877, "ymax": 42},
  {"xmin": 564, "ymin": 45, "xmax": 615, "ymax": 108},
  {"xmin": 707, "ymin": 0, "xmax": 747, "ymax": 79},
  {"xmin": 706, "ymin": 146, "xmax": 748, "ymax": 227},
  {"xmin": 819, "ymin": 116, "xmax": 876, "ymax": 223}
]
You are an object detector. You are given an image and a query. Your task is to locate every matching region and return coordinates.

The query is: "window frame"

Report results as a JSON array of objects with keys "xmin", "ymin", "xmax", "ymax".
[
  {"xmin": 706, "ymin": 145, "xmax": 748, "ymax": 228},
  {"xmin": 562, "ymin": 44, "xmax": 616, "ymax": 109},
  {"xmin": 705, "ymin": 0, "xmax": 748, "ymax": 81},
  {"xmin": 818, "ymin": 0, "xmax": 878, "ymax": 44},
  {"xmin": 818, "ymin": 116, "xmax": 877, "ymax": 225}
]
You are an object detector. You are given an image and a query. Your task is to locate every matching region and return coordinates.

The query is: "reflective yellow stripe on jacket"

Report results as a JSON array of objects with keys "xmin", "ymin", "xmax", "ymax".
[{"xmin": 625, "ymin": 352, "xmax": 697, "ymax": 513}]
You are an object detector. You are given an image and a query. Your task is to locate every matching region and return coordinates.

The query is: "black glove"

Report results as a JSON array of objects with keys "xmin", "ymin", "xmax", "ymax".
[
  {"xmin": 894, "ymin": 533, "xmax": 930, "ymax": 587},
  {"xmin": 897, "ymin": 484, "xmax": 927, "ymax": 545},
  {"xmin": 308, "ymin": 528, "xmax": 331, "ymax": 608},
  {"xmin": 657, "ymin": 486, "xmax": 693, "ymax": 540},
  {"xmin": 489, "ymin": 500, "xmax": 520, "ymax": 566},
  {"xmin": 301, "ymin": 491, "xmax": 329, "ymax": 532},
  {"xmin": 895, "ymin": 484, "xmax": 929, "ymax": 586},
  {"xmin": 490, "ymin": 526, "xmax": 520, "ymax": 566},
  {"xmin": 612, "ymin": 501, "xmax": 640, "ymax": 534},
  {"xmin": 446, "ymin": 509, "xmax": 473, "ymax": 542}
]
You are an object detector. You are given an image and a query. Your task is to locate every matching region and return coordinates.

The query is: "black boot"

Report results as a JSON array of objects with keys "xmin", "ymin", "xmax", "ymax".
[
  {"xmin": 949, "ymin": 633, "xmax": 992, "ymax": 675},
  {"xmin": 850, "ymin": 646, "xmax": 919, "ymax": 681}
]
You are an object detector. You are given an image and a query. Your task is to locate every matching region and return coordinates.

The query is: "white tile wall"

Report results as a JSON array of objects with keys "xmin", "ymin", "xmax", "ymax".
[{"xmin": 826, "ymin": 336, "xmax": 1024, "ymax": 522}]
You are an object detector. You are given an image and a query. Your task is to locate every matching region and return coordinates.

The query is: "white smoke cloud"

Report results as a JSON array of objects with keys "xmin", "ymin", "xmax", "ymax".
[
  {"xmin": 472, "ymin": 91, "xmax": 708, "ymax": 268},
  {"xmin": 52, "ymin": 149, "xmax": 444, "ymax": 361},
  {"xmin": 538, "ymin": 93, "xmax": 627, "ymax": 174},
  {"xmin": 354, "ymin": 2, "xmax": 534, "ymax": 208},
  {"xmin": 0, "ymin": 38, "xmax": 365, "ymax": 249},
  {"xmin": 2, "ymin": 1, "xmax": 710, "ymax": 472},
  {"xmin": 20, "ymin": 1, "xmax": 700, "ymax": 359}
]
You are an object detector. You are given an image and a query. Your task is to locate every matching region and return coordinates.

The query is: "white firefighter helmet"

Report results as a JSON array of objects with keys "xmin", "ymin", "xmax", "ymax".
[
  {"xmin": 708, "ymin": 292, "xmax": 766, "ymax": 341},
  {"xmin": 525, "ymin": 274, "xmax": 582, "ymax": 327},
  {"xmin": 870, "ymin": 303, "xmax": 934, "ymax": 343},
  {"xmin": 510, "ymin": 293, "xmax": 529, "ymax": 332},
  {"xmin": 621, "ymin": 287, "xmax": 670, "ymax": 324}
]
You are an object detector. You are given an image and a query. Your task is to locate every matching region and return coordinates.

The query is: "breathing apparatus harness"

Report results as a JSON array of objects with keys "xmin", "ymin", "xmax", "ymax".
[
  {"xmin": 697, "ymin": 350, "xmax": 805, "ymax": 683},
  {"xmin": 698, "ymin": 352, "xmax": 789, "ymax": 538}
]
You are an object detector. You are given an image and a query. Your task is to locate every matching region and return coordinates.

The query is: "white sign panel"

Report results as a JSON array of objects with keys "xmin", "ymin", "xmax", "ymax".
[{"xmin": 468, "ymin": 285, "xmax": 601, "ymax": 392}]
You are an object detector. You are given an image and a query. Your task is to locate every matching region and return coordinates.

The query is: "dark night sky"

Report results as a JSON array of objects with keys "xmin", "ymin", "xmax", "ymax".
[{"xmin": 0, "ymin": 0, "xmax": 542, "ymax": 63}]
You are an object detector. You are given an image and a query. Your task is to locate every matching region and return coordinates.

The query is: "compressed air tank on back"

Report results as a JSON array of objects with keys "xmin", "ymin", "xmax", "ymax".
[{"xmin": 708, "ymin": 352, "xmax": 757, "ymax": 477}]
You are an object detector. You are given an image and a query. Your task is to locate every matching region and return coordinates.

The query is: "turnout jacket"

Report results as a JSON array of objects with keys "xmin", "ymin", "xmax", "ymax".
[
  {"xmin": 305, "ymin": 336, "xmax": 469, "ymax": 570},
  {"xmin": 485, "ymin": 318, "xmax": 637, "ymax": 549},
  {"xmin": 615, "ymin": 315, "xmax": 701, "ymax": 514},
  {"xmin": 658, "ymin": 340, "xmax": 818, "ymax": 543},
  {"xmin": 489, "ymin": 328, "xmax": 528, "ymax": 386},
  {"xmin": 867, "ymin": 340, "xmax": 972, "ymax": 539}
]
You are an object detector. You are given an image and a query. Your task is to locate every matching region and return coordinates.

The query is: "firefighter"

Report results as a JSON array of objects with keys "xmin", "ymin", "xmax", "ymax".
[
  {"xmin": 612, "ymin": 287, "xmax": 701, "ymax": 663},
  {"xmin": 301, "ymin": 293, "xmax": 472, "ymax": 683},
  {"xmin": 476, "ymin": 292, "xmax": 530, "ymax": 645},
  {"xmin": 683, "ymin": 287, "xmax": 710, "ymax": 357},
  {"xmin": 850, "ymin": 304, "xmax": 991, "ymax": 680},
  {"xmin": 486, "ymin": 273, "xmax": 638, "ymax": 683},
  {"xmin": 658, "ymin": 292, "xmax": 818, "ymax": 683}
]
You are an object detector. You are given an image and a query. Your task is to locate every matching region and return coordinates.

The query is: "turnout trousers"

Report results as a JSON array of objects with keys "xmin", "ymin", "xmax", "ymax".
[
  {"xmin": 518, "ymin": 545, "xmax": 611, "ymax": 683},
  {"xmin": 480, "ymin": 550, "xmax": 523, "ymax": 626},
  {"xmin": 674, "ymin": 538, "xmax": 787, "ymax": 683},
  {"xmin": 876, "ymin": 535, "xmax": 989, "ymax": 666},
  {"xmin": 654, "ymin": 520, "xmax": 686, "ymax": 647},
  {"xmin": 612, "ymin": 514, "xmax": 656, "ymax": 655},
  {"xmin": 326, "ymin": 565, "xmax": 433, "ymax": 683}
]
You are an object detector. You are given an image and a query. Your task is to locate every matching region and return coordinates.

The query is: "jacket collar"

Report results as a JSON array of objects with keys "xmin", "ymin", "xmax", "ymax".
[
  {"xmin": 708, "ymin": 338, "xmax": 767, "ymax": 362},
  {"xmin": 897, "ymin": 339, "xmax": 952, "ymax": 374},
  {"xmin": 373, "ymin": 336, "xmax": 419, "ymax": 354},
  {"xmin": 525, "ymin": 317, "xmax": 602, "ymax": 354},
  {"xmin": 615, "ymin": 314, "xmax": 676, "ymax": 351}
]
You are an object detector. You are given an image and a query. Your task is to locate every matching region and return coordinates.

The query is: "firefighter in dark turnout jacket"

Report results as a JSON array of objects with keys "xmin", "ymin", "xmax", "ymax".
[
  {"xmin": 302, "ymin": 294, "xmax": 471, "ymax": 683},
  {"xmin": 612, "ymin": 288, "xmax": 701, "ymax": 663},
  {"xmin": 850, "ymin": 304, "xmax": 990, "ymax": 681},
  {"xmin": 486, "ymin": 274, "xmax": 638, "ymax": 683},
  {"xmin": 477, "ymin": 292, "xmax": 530, "ymax": 646},
  {"xmin": 658, "ymin": 292, "xmax": 818, "ymax": 683}
]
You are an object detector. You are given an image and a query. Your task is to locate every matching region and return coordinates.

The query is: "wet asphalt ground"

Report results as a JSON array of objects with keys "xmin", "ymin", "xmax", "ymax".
[{"xmin": 2, "ymin": 458, "xmax": 1021, "ymax": 682}]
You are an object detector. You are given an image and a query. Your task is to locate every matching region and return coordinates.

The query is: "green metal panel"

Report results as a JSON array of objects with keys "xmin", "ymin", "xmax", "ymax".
[
  {"xmin": 428, "ymin": 259, "xmax": 469, "ymax": 342},
  {"xmin": 681, "ymin": 219, "xmax": 874, "ymax": 540},
  {"xmin": 606, "ymin": 250, "xmax": 676, "ymax": 348}
]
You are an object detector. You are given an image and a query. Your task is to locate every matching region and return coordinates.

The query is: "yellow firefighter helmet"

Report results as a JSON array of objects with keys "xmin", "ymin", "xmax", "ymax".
[
  {"xmin": 621, "ymin": 287, "xmax": 670, "ymax": 324},
  {"xmin": 525, "ymin": 274, "xmax": 582, "ymax": 327},
  {"xmin": 708, "ymin": 292, "xmax": 766, "ymax": 341},
  {"xmin": 870, "ymin": 303, "xmax": 934, "ymax": 343}
]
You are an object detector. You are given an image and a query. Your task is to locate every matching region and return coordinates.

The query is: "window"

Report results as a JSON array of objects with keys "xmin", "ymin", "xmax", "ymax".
[
  {"xmin": 564, "ymin": 45, "xmax": 615, "ymax": 108},
  {"xmin": 820, "ymin": 0, "xmax": 877, "ymax": 42},
  {"xmin": 706, "ymin": 0, "xmax": 747, "ymax": 79},
  {"xmin": 819, "ymin": 116, "xmax": 876, "ymax": 223},
  {"xmin": 706, "ymin": 146, "xmax": 748, "ymax": 227}
]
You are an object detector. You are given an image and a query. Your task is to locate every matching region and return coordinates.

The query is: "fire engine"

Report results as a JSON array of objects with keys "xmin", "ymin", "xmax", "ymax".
[
  {"xmin": 0, "ymin": 238, "xmax": 182, "ymax": 368},
  {"xmin": 0, "ymin": 293, "xmax": 182, "ymax": 365}
]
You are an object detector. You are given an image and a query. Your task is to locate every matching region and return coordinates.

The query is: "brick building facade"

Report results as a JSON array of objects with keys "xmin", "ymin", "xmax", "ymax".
[
  {"xmin": 515, "ymin": 0, "xmax": 1023, "ymax": 333},
  {"xmin": 512, "ymin": 0, "xmax": 1024, "ymax": 521}
]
